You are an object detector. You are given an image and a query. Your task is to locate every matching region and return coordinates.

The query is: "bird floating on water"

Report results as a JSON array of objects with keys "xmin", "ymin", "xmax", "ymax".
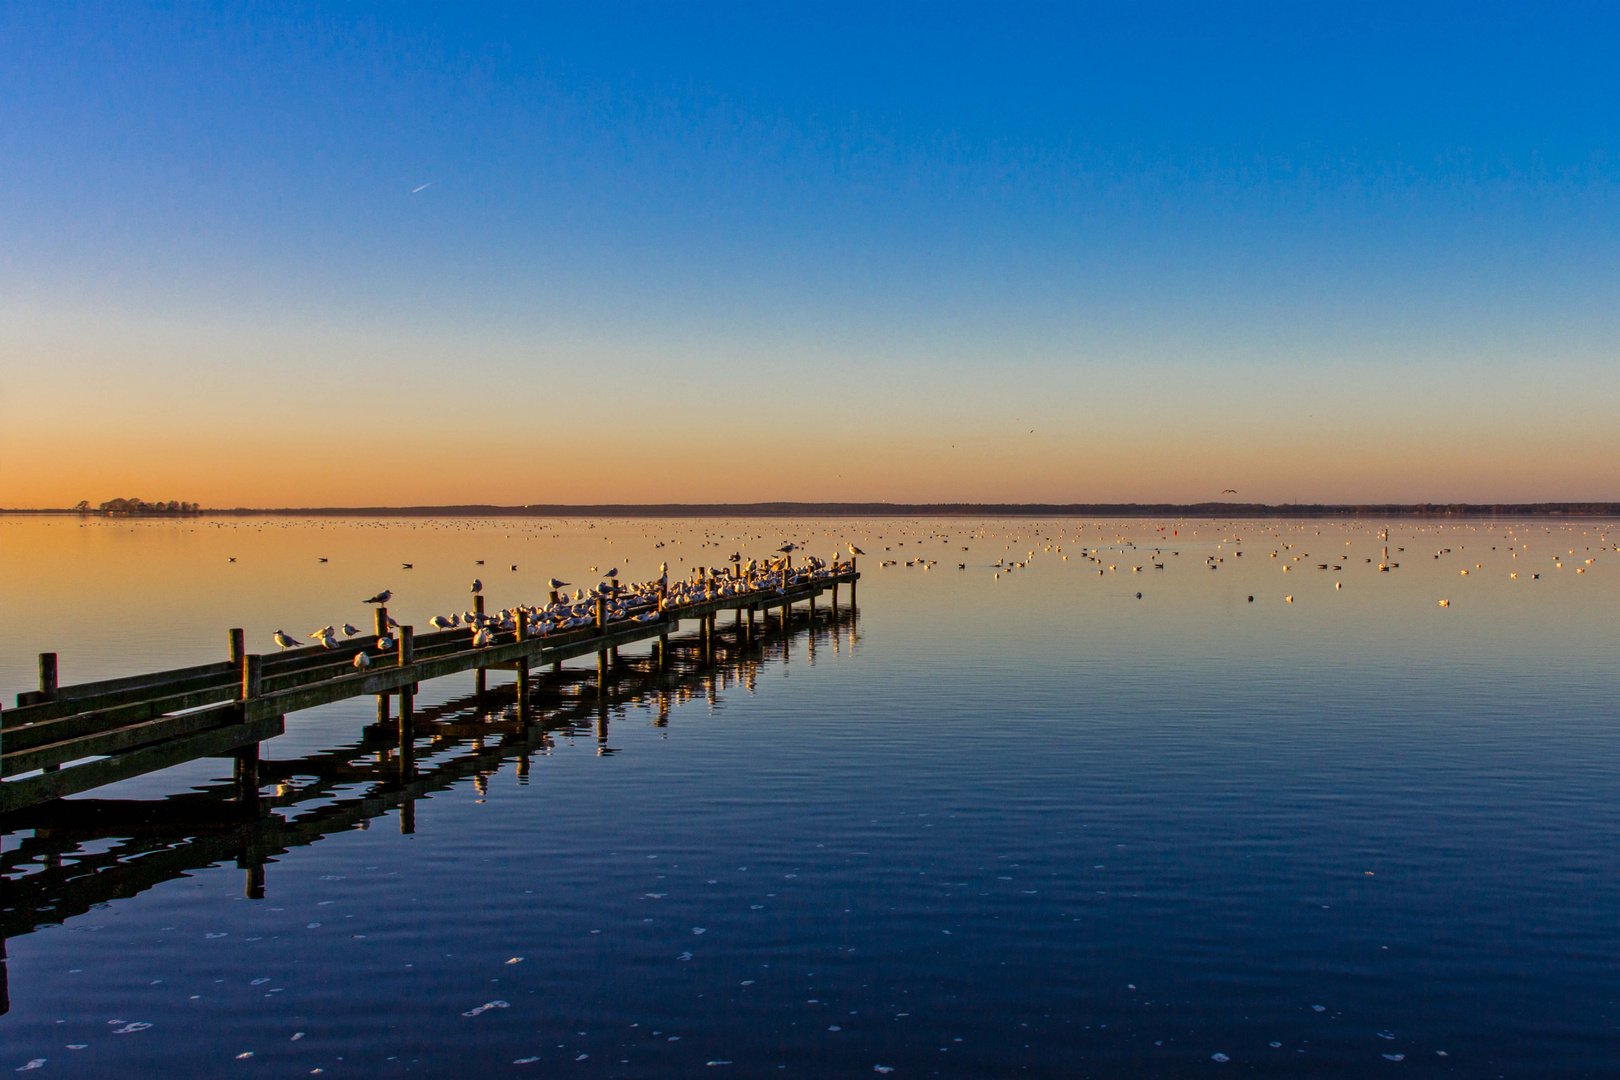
[{"xmin": 364, "ymin": 590, "xmax": 392, "ymax": 604}]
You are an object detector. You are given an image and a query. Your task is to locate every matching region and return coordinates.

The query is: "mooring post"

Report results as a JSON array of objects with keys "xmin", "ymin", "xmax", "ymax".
[
  {"xmin": 229, "ymin": 628, "xmax": 245, "ymax": 667},
  {"xmin": 399, "ymin": 625, "xmax": 414, "ymax": 668},
  {"xmin": 373, "ymin": 606, "xmax": 389, "ymax": 640},
  {"xmin": 398, "ymin": 674, "xmax": 415, "ymax": 786},
  {"xmin": 38, "ymin": 653, "xmax": 57, "ymax": 702},
  {"xmin": 831, "ymin": 581, "xmax": 839, "ymax": 613},
  {"xmin": 236, "ymin": 653, "xmax": 262, "ymax": 805},
  {"xmin": 474, "ymin": 595, "xmax": 487, "ymax": 698},
  {"xmin": 514, "ymin": 613, "xmax": 530, "ymax": 720},
  {"xmin": 596, "ymin": 596, "xmax": 609, "ymax": 695}
]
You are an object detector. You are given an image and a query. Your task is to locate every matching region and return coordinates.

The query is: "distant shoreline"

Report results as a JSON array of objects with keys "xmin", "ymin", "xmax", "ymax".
[{"xmin": 6, "ymin": 502, "xmax": 1620, "ymax": 518}]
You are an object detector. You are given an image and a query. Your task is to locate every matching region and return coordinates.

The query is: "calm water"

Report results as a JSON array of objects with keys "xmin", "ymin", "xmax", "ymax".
[{"xmin": 3, "ymin": 515, "xmax": 1619, "ymax": 1077}]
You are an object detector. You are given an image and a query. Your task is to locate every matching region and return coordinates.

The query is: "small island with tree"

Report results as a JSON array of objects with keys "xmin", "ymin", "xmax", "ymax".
[{"xmin": 77, "ymin": 498, "xmax": 204, "ymax": 515}]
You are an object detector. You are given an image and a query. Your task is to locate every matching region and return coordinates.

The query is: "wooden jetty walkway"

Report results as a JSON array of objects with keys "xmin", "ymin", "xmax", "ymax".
[
  {"xmin": 0, "ymin": 599, "xmax": 860, "ymax": 1015},
  {"xmin": 1, "ymin": 561, "xmax": 859, "ymax": 814}
]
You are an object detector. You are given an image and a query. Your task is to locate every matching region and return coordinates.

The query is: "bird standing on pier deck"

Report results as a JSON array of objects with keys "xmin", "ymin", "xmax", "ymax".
[
  {"xmin": 273, "ymin": 630, "xmax": 299, "ymax": 649},
  {"xmin": 353, "ymin": 652, "xmax": 370, "ymax": 669},
  {"xmin": 364, "ymin": 590, "xmax": 391, "ymax": 604},
  {"xmin": 548, "ymin": 578, "xmax": 569, "ymax": 590},
  {"xmin": 429, "ymin": 615, "xmax": 454, "ymax": 630},
  {"xmin": 341, "ymin": 623, "xmax": 362, "ymax": 638}
]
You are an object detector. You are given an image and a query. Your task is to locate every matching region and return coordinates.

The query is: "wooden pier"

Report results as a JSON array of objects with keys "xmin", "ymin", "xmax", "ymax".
[{"xmin": 0, "ymin": 563, "xmax": 858, "ymax": 814}]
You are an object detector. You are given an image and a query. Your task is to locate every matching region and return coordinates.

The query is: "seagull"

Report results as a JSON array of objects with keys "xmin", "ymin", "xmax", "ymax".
[
  {"xmin": 317, "ymin": 557, "xmax": 328, "ymax": 563},
  {"xmin": 353, "ymin": 652, "xmax": 370, "ymax": 669},
  {"xmin": 548, "ymin": 578, "xmax": 569, "ymax": 589},
  {"xmin": 376, "ymin": 635, "xmax": 395, "ymax": 651},
  {"xmin": 341, "ymin": 623, "xmax": 362, "ymax": 637},
  {"xmin": 606, "ymin": 567, "xmax": 619, "ymax": 578},
  {"xmin": 363, "ymin": 590, "xmax": 392, "ymax": 604},
  {"xmin": 273, "ymin": 630, "xmax": 299, "ymax": 650},
  {"xmin": 402, "ymin": 563, "xmax": 413, "ymax": 570},
  {"xmin": 847, "ymin": 544, "xmax": 864, "ymax": 556},
  {"xmin": 309, "ymin": 625, "xmax": 336, "ymax": 642},
  {"xmin": 470, "ymin": 579, "xmax": 482, "ymax": 593},
  {"xmin": 429, "ymin": 615, "xmax": 454, "ymax": 630},
  {"xmin": 1221, "ymin": 489, "xmax": 1238, "ymax": 494},
  {"xmin": 777, "ymin": 543, "xmax": 797, "ymax": 554}
]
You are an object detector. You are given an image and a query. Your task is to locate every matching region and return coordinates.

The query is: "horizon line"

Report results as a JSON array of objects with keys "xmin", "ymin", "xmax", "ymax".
[{"xmin": 7, "ymin": 501, "xmax": 1620, "ymax": 519}]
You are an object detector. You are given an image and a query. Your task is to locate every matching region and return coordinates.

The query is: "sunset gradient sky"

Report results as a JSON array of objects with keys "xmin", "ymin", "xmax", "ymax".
[{"xmin": 3, "ymin": 2, "xmax": 1618, "ymax": 507}]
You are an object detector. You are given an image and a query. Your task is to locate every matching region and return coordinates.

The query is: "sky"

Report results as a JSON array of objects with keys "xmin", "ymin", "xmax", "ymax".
[{"xmin": 2, "ymin": 2, "xmax": 1618, "ymax": 508}]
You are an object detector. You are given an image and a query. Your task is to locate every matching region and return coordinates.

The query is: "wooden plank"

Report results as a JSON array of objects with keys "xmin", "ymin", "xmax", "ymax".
[
  {"xmin": 3, "ymin": 703, "xmax": 242, "ymax": 775},
  {"xmin": 0, "ymin": 713, "xmax": 284, "ymax": 813}
]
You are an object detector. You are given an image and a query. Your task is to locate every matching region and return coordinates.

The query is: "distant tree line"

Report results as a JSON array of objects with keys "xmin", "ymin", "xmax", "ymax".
[{"xmin": 78, "ymin": 498, "xmax": 202, "ymax": 515}]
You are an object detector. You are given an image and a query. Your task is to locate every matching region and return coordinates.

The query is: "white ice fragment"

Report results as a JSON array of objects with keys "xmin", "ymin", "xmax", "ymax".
[
  {"xmin": 462, "ymin": 1000, "xmax": 510, "ymax": 1017},
  {"xmin": 1211, "ymin": 1053, "xmax": 1229, "ymax": 1062}
]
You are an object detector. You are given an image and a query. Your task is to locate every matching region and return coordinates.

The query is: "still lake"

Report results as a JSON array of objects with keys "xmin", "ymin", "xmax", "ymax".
[{"xmin": 3, "ymin": 515, "xmax": 1618, "ymax": 1077}]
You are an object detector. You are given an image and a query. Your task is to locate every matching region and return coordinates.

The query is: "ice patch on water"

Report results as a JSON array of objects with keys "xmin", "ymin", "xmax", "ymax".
[
  {"xmin": 1211, "ymin": 1053, "xmax": 1229, "ymax": 1062},
  {"xmin": 1383, "ymin": 1054, "xmax": 1405, "ymax": 1061},
  {"xmin": 17, "ymin": 1060, "xmax": 46, "ymax": 1071},
  {"xmin": 112, "ymin": 1023, "xmax": 151, "ymax": 1034},
  {"xmin": 462, "ymin": 1000, "xmax": 510, "ymax": 1017},
  {"xmin": 514, "ymin": 1057, "xmax": 540, "ymax": 1064},
  {"xmin": 677, "ymin": 952, "xmax": 693, "ymax": 961}
]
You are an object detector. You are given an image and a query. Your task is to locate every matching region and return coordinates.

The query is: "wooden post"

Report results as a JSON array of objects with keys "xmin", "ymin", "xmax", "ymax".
[
  {"xmin": 377, "ymin": 691, "xmax": 391, "ymax": 729},
  {"xmin": 399, "ymin": 625, "xmax": 414, "ymax": 667},
  {"xmin": 229, "ymin": 628, "xmax": 245, "ymax": 666},
  {"xmin": 235, "ymin": 652, "xmax": 264, "ymax": 799},
  {"xmin": 809, "ymin": 591, "xmax": 816, "ymax": 621},
  {"xmin": 234, "ymin": 739, "xmax": 259, "ymax": 805},
  {"xmin": 473, "ymin": 596, "xmax": 486, "ymax": 698},
  {"xmin": 514, "ymin": 613, "xmax": 530, "ymax": 719},
  {"xmin": 373, "ymin": 606, "xmax": 389, "ymax": 639},
  {"xmin": 242, "ymin": 653, "xmax": 262, "ymax": 700},
  {"xmin": 399, "ymin": 679, "xmax": 414, "ymax": 781},
  {"xmin": 657, "ymin": 630, "xmax": 668, "ymax": 670},
  {"xmin": 243, "ymin": 861, "xmax": 265, "ymax": 900},
  {"xmin": 38, "ymin": 653, "xmax": 57, "ymax": 702},
  {"xmin": 596, "ymin": 596, "xmax": 608, "ymax": 695},
  {"xmin": 831, "ymin": 582, "xmax": 839, "ymax": 613}
]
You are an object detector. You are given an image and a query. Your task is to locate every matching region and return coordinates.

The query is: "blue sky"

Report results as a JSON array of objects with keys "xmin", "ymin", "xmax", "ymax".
[{"xmin": 3, "ymin": 3, "xmax": 1617, "ymax": 505}]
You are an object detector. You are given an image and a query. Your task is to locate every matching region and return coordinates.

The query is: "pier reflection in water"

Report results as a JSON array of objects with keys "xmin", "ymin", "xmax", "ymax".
[{"xmin": 0, "ymin": 604, "xmax": 859, "ymax": 1013}]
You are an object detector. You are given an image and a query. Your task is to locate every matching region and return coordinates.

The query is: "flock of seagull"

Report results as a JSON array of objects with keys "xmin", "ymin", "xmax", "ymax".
[{"xmin": 271, "ymin": 543, "xmax": 863, "ymax": 669}]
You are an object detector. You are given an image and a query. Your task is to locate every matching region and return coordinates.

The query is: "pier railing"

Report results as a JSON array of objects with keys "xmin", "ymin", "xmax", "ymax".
[{"xmin": 1, "ymin": 564, "xmax": 858, "ymax": 812}]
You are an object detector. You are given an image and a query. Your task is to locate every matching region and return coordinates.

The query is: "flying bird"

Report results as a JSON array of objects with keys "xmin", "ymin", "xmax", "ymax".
[
  {"xmin": 364, "ymin": 590, "xmax": 392, "ymax": 604},
  {"xmin": 1221, "ymin": 489, "xmax": 1238, "ymax": 494}
]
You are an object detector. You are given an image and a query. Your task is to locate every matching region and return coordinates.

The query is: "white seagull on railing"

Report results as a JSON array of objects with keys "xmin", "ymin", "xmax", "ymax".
[{"xmin": 273, "ymin": 630, "xmax": 299, "ymax": 649}]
